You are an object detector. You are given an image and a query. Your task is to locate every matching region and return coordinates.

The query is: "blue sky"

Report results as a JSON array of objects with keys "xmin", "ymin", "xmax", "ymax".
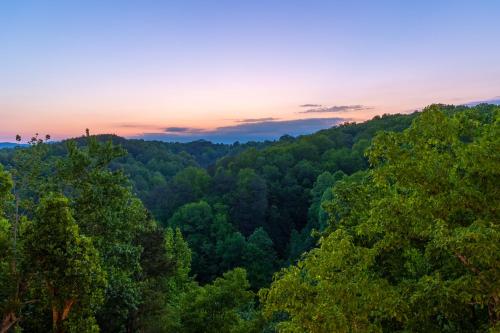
[{"xmin": 1, "ymin": 1, "xmax": 499, "ymax": 142}]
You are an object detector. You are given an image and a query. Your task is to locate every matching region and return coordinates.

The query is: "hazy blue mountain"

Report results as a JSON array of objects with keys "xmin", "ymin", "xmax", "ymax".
[{"xmin": 0, "ymin": 142, "xmax": 25, "ymax": 149}]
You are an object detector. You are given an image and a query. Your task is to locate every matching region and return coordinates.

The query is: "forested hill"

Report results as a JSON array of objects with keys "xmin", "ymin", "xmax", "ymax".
[
  {"xmin": 0, "ymin": 142, "xmax": 25, "ymax": 149},
  {"xmin": 0, "ymin": 135, "xmax": 269, "ymax": 201},
  {"xmin": 1, "ymin": 110, "xmax": 417, "ymax": 247},
  {"xmin": 1, "ymin": 103, "xmax": 498, "ymax": 332}
]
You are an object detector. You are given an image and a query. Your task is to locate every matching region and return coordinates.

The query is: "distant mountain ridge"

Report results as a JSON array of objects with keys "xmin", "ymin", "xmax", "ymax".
[{"xmin": 0, "ymin": 142, "xmax": 26, "ymax": 149}]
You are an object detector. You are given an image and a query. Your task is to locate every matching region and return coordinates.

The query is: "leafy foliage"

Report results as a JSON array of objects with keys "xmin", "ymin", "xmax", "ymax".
[
  {"xmin": 261, "ymin": 104, "xmax": 500, "ymax": 332},
  {"xmin": 26, "ymin": 194, "xmax": 106, "ymax": 332},
  {"xmin": 1, "ymin": 104, "xmax": 498, "ymax": 332}
]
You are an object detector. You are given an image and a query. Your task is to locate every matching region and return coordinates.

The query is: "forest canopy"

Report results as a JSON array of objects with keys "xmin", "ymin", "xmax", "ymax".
[{"xmin": 0, "ymin": 104, "xmax": 498, "ymax": 332}]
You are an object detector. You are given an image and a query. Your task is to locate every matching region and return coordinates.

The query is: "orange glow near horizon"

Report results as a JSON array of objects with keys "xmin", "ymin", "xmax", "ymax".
[
  {"xmin": 0, "ymin": 99, "xmax": 494, "ymax": 143},
  {"xmin": 1, "ymin": 2, "xmax": 500, "ymax": 142},
  {"xmin": 2, "ymin": 87, "xmax": 498, "ymax": 143}
]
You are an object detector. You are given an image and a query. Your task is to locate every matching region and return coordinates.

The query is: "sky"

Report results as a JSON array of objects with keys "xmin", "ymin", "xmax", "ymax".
[{"xmin": 1, "ymin": 1, "xmax": 500, "ymax": 143}]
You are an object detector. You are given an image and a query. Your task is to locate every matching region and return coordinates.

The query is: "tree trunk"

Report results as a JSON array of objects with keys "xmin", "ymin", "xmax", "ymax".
[
  {"xmin": 51, "ymin": 298, "xmax": 75, "ymax": 333},
  {"xmin": 1, "ymin": 312, "xmax": 19, "ymax": 333},
  {"xmin": 61, "ymin": 299, "xmax": 75, "ymax": 321},
  {"xmin": 489, "ymin": 294, "xmax": 499, "ymax": 327},
  {"xmin": 52, "ymin": 305, "xmax": 60, "ymax": 332}
]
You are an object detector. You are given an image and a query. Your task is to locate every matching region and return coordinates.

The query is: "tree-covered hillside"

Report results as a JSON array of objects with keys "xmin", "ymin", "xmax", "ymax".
[
  {"xmin": 0, "ymin": 104, "xmax": 498, "ymax": 332},
  {"xmin": 261, "ymin": 104, "xmax": 500, "ymax": 332}
]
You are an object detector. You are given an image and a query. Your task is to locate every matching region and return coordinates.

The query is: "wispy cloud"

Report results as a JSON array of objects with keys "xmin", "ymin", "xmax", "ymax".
[
  {"xmin": 465, "ymin": 96, "xmax": 500, "ymax": 106},
  {"xmin": 299, "ymin": 105, "xmax": 371, "ymax": 113},
  {"xmin": 299, "ymin": 104, "xmax": 322, "ymax": 108},
  {"xmin": 164, "ymin": 126, "xmax": 203, "ymax": 133},
  {"xmin": 136, "ymin": 117, "xmax": 348, "ymax": 143},
  {"xmin": 236, "ymin": 117, "xmax": 279, "ymax": 123}
]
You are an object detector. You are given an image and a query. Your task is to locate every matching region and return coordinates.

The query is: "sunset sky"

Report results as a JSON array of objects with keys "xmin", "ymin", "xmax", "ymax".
[{"xmin": 1, "ymin": 1, "xmax": 500, "ymax": 143}]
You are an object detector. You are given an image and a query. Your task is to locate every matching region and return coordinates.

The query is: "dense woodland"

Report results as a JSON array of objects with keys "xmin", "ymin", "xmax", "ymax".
[{"xmin": 0, "ymin": 104, "xmax": 498, "ymax": 332}]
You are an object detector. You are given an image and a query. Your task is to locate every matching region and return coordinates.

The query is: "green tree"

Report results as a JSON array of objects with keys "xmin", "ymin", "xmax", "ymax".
[
  {"xmin": 26, "ymin": 194, "xmax": 106, "ymax": 333},
  {"xmin": 178, "ymin": 268, "xmax": 255, "ymax": 333},
  {"xmin": 243, "ymin": 228, "xmax": 277, "ymax": 289},
  {"xmin": 231, "ymin": 168, "xmax": 267, "ymax": 236},
  {"xmin": 161, "ymin": 167, "xmax": 211, "ymax": 221},
  {"xmin": 262, "ymin": 105, "xmax": 500, "ymax": 332},
  {"xmin": 0, "ymin": 165, "xmax": 17, "ymax": 333},
  {"xmin": 135, "ymin": 227, "xmax": 192, "ymax": 333},
  {"xmin": 168, "ymin": 201, "xmax": 216, "ymax": 281},
  {"xmin": 1, "ymin": 137, "xmax": 52, "ymax": 333},
  {"xmin": 215, "ymin": 231, "xmax": 246, "ymax": 274},
  {"xmin": 287, "ymin": 170, "xmax": 345, "ymax": 262},
  {"xmin": 56, "ymin": 137, "xmax": 152, "ymax": 332},
  {"xmin": 169, "ymin": 201, "xmax": 249, "ymax": 282},
  {"xmin": 309, "ymin": 170, "xmax": 346, "ymax": 229}
]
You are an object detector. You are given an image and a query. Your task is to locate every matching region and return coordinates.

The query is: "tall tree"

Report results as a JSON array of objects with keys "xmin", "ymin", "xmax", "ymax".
[
  {"xmin": 178, "ymin": 268, "xmax": 256, "ymax": 333},
  {"xmin": 55, "ymin": 137, "xmax": 152, "ymax": 332},
  {"xmin": 168, "ymin": 201, "xmax": 216, "ymax": 281},
  {"xmin": 1, "ymin": 136, "xmax": 52, "ymax": 333},
  {"xmin": 0, "ymin": 165, "xmax": 17, "ymax": 333},
  {"xmin": 243, "ymin": 228, "xmax": 277, "ymax": 289},
  {"xmin": 161, "ymin": 166, "xmax": 211, "ymax": 222},
  {"xmin": 26, "ymin": 194, "xmax": 106, "ymax": 333},
  {"xmin": 262, "ymin": 105, "xmax": 500, "ymax": 332},
  {"xmin": 231, "ymin": 168, "xmax": 267, "ymax": 236},
  {"xmin": 134, "ymin": 227, "xmax": 192, "ymax": 332}
]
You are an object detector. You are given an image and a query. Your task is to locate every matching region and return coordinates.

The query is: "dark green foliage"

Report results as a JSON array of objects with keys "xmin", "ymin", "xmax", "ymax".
[
  {"xmin": 168, "ymin": 200, "xmax": 278, "ymax": 288},
  {"xmin": 243, "ymin": 228, "xmax": 278, "ymax": 289},
  {"xmin": 261, "ymin": 104, "xmax": 500, "ymax": 332},
  {"xmin": 0, "ymin": 136, "xmax": 197, "ymax": 332},
  {"xmin": 159, "ymin": 166, "xmax": 211, "ymax": 222},
  {"xmin": 26, "ymin": 194, "xmax": 106, "ymax": 332},
  {"xmin": 287, "ymin": 170, "xmax": 346, "ymax": 261},
  {"xmin": 231, "ymin": 168, "xmax": 268, "ymax": 236},
  {"xmin": 177, "ymin": 268, "xmax": 257, "ymax": 333},
  {"xmin": 168, "ymin": 201, "xmax": 219, "ymax": 281},
  {"xmin": 214, "ymin": 111, "xmax": 418, "ymax": 256},
  {"xmin": 55, "ymin": 138, "xmax": 151, "ymax": 332},
  {"xmin": 133, "ymin": 227, "xmax": 192, "ymax": 332},
  {"xmin": 2, "ymin": 104, "xmax": 497, "ymax": 332},
  {"xmin": 0, "ymin": 165, "xmax": 16, "ymax": 332}
]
